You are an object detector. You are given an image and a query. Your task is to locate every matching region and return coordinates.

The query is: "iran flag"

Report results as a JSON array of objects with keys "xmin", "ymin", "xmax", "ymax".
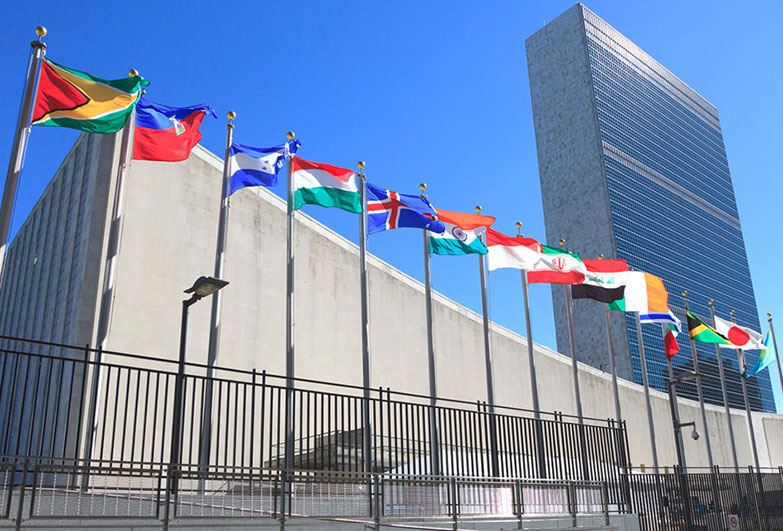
[{"xmin": 713, "ymin": 315, "xmax": 765, "ymax": 350}]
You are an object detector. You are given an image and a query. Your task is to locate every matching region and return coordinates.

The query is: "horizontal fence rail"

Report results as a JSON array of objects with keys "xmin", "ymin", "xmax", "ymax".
[
  {"xmin": 0, "ymin": 335, "xmax": 632, "ymax": 510},
  {"xmin": 0, "ymin": 457, "xmax": 610, "ymax": 529}
]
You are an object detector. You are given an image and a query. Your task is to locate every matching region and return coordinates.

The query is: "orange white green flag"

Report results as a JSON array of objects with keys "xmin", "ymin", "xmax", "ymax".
[
  {"xmin": 608, "ymin": 271, "xmax": 680, "ymax": 328},
  {"xmin": 32, "ymin": 59, "xmax": 148, "ymax": 133},
  {"xmin": 428, "ymin": 209, "xmax": 495, "ymax": 256}
]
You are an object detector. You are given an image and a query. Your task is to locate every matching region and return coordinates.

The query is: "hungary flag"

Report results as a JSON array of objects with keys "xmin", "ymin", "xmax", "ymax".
[
  {"xmin": 292, "ymin": 157, "xmax": 361, "ymax": 214},
  {"xmin": 32, "ymin": 58, "xmax": 148, "ymax": 133},
  {"xmin": 429, "ymin": 209, "xmax": 495, "ymax": 256},
  {"xmin": 527, "ymin": 246, "xmax": 587, "ymax": 284},
  {"xmin": 687, "ymin": 311, "xmax": 731, "ymax": 345}
]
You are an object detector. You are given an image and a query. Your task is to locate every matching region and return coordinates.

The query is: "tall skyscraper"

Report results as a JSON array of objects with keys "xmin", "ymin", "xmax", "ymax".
[{"xmin": 526, "ymin": 4, "xmax": 773, "ymax": 411}]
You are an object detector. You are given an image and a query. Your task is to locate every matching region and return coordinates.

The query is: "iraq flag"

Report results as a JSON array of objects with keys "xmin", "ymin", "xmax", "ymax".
[{"xmin": 571, "ymin": 259, "xmax": 628, "ymax": 303}]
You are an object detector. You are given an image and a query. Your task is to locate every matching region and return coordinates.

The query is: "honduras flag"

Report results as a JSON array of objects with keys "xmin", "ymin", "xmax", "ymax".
[
  {"xmin": 229, "ymin": 140, "xmax": 301, "ymax": 194},
  {"xmin": 366, "ymin": 182, "xmax": 445, "ymax": 235}
]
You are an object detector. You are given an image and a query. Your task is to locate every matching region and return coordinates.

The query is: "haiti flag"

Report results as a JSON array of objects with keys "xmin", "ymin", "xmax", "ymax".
[{"xmin": 133, "ymin": 99, "xmax": 216, "ymax": 162}]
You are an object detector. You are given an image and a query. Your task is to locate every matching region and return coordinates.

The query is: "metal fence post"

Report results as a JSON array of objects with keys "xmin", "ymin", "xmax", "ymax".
[
  {"xmin": 374, "ymin": 474, "xmax": 381, "ymax": 531},
  {"xmin": 568, "ymin": 481, "xmax": 577, "ymax": 528},
  {"xmin": 515, "ymin": 480, "xmax": 524, "ymax": 529},
  {"xmin": 450, "ymin": 478, "xmax": 458, "ymax": 531},
  {"xmin": 602, "ymin": 482, "xmax": 610, "ymax": 526},
  {"xmin": 15, "ymin": 459, "xmax": 28, "ymax": 531}
]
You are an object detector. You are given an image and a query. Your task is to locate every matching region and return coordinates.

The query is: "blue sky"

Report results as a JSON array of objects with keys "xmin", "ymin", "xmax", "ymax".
[{"xmin": 1, "ymin": 0, "xmax": 781, "ymax": 410}]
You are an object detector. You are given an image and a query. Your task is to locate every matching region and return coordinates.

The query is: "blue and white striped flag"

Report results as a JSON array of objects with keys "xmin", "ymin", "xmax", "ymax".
[{"xmin": 229, "ymin": 140, "xmax": 301, "ymax": 194}]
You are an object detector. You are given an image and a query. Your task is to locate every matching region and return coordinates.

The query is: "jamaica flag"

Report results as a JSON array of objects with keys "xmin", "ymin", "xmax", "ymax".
[
  {"xmin": 687, "ymin": 310, "xmax": 731, "ymax": 345},
  {"xmin": 32, "ymin": 58, "xmax": 148, "ymax": 133}
]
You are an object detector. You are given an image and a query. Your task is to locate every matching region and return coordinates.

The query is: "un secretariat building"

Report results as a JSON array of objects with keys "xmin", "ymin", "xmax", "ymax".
[{"xmin": 526, "ymin": 4, "xmax": 773, "ymax": 412}]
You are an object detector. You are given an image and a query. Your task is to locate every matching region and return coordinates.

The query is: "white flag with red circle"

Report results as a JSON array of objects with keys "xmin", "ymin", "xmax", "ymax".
[{"xmin": 713, "ymin": 315, "xmax": 765, "ymax": 350}]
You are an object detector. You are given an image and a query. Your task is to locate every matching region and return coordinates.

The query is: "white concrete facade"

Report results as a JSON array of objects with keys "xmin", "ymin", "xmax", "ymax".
[{"xmin": 1, "ymin": 132, "xmax": 782, "ymax": 470}]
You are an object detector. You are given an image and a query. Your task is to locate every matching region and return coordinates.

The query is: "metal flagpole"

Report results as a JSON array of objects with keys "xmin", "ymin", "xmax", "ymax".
[
  {"xmin": 0, "ymin": 26, "xmax": 46, "ymax": 284},
  {"xmin": 475, "ymin": 206, "xmax": 499, "ymax": 478},
  {"xmin": 768, "ymin": 313, "xmax": 783, "ymax": 404},
  {"xmin": 710, "ymin": 301, "xmax": 739, "ymax": 473},
  {"xmin": 597, "ymin": 254, "xmax": 623, "ymax": 426},
  {"xmin": 558, "ymin": 239, "xmax": 589, "ymax": 478},
  {"xmin": 635, "ymin": 312, "xmax": 660, "ymax": 473},
  {"xmin": 357, "ymin": 161, "xmax": 373, "ymax": 474},
  {"xmin": 281, "ymin": 131, "xmax": 296, "ymax": 529},
  {"xmin": 731, "ymin": 311, "xmax": 762, "ymax": 471},
  {"xmin": 419, "ymin": 183, "xmax": 440, "ymax": 477},
  {"xmin": 198, "ymin": 111, "xmax": 235, "ymax": 469},
  {"xmin": 516, "ymin": 222, "xmax": 546, "ymax": 478},
  {"xmin": 87, "ymin": 71, "xmax": 141, "ymax": 463},
  {"xmin": 558, "ymin": 240, "xmax": 584, "ymax": 424},
  {"xmin": 682, "ymin": 292, "xmax": 714, "ymax": 470}
]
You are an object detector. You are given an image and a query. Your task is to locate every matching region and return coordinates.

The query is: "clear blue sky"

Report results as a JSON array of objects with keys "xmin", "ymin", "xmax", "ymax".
[{"xmin": 1, "ymin": 1, "xmax": 781, "ymax": 410}]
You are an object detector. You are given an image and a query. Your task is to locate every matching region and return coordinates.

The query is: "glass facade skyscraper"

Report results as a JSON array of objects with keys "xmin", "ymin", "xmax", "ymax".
[{"xmin": 526, "ymin": 5, "xmax": 773, "ymax": 412}]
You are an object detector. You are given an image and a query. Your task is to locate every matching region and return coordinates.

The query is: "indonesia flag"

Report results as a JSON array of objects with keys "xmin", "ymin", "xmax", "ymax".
[
  {"xmin": 133, "ymin": 99, "xmax": 216, "ymax": 162},
  {"xmin": 485, "ymin": 228, "xmax": 541, "ymax": 271}
]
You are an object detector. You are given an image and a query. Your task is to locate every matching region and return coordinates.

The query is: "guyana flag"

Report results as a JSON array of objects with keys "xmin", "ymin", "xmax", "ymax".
[
  {"xmin": 687, "ymin": 310, "xmax": 731, "ymax": 345},
  {"xmin": 32, "ymin": 59, "xmax": 148, "ymax": 133}
]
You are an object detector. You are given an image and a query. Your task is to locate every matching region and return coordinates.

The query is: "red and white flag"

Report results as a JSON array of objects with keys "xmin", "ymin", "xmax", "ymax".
[
  {"xmin": 713, "ymin": 315, "xmax": 765, "ymax": 350},
  {"xmin": 485, "ymin": 228, "xmax": 541, "ymax": 271}
]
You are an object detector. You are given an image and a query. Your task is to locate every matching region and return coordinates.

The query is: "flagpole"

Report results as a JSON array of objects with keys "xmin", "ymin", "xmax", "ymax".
[
  {"xmin": 281, "ymin": 131, "xmax": 296, "ymax": 526},
  {"xmin": 198, "ymin": 111, "xmax": 235, "ymax": 470},
  {"xmin": 558, "ymin": 240, "xmax": 584, "ymax": 424},
  {"xmin": 558, "ymin": 239, "xmax": 589, "ymax": 479},
  {"xmin": 731, "ymin": 311, "xmax": 762, "ymax": 471},
  {"xmin": 682, "ymin": 292, "xmax": 714, "ymax": 471},
  {"xmin": 768, "ymin": 313, "xmax": 783, "ymax": 403},
  {"xmin": 476, "ymin": 206, "xmax": 499, "ymax": 478},
  {"xmin": 358, "ymin": 161, "xmax": 373, "ymax": 474},
  {"xmin": 595, "ymin": 254, "xmax": 623, "ymax": 426},
  {"xmin": 635, "ymin": 312, "xmax": 660, "ymax": 473},
  {"xmin": 710, "ymin": 301, "xmax": 739, "ymax": 473},
  {"xmin": 0, "ymin": 27, "xmax": 46, "ymax": 284},
  {"xmin": 88, "ymin": 71, "xmax": 140, "ymax": 464},
  {"xmin": 516, "ymin": 222, "xmax": 546, "ymax": 478},
  {"xmin": 419, "ymin": 183, "xmax": 440, "ymax": 477}
]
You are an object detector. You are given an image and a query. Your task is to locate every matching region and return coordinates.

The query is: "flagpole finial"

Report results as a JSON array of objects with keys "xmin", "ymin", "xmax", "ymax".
[
  {"xmin": 419, "ymin": 183, "xmax": 426, "ymax": 192},
  {"xmin": 730, "ymin": 310, "xmax": 735, "ymax": 316},
  {"xmin": 768, "ymin": 313, "xmax": 772, "ymax": 318},
  {"xmin": 475, "ymin": 205, "xmax": 482, "ymax": 214},
  {"xmin": 709, "ymin": 299, "xmax": 713, "ymax": 306},
  {"xmin": 128, "ymin": 69, "xmax": 139, "ymax": 78},
  {"xmin": 598, "ymin": 253, "xmax": 604, "ymax": 259},
  {"xmin": 515, "ymin": 221, "xmax": 522, "ymax": 230},
  {"xmin": 286, "ymin": 131, "xmax": 295, "ymax": 141},
  {"xmin": 558, "ymin": 239, "xmax": 565, "ymax": 246},
  {"xmin": 357, "ymin": 161, "xmax": 365, "ymax": 170},
  {"xmin": 682, "ymin": 291, "xmax": 687, "ymax": 297},
  {"xmin": 227, "ymin": 111, "xmax": 236, "ymax": 122},
  {"xmin": 35, "ymin": 26, "xmax": 47, "ymax": 38}
]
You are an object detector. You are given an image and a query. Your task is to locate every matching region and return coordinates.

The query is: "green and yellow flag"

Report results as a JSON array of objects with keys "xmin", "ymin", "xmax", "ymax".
[
  {"xmin": 687, "ymin": 310, "xmax": 731, "ymax": 345},
  {"xmin": 31, "ymin": 58, "xmax": 148, "ymax": 133}
]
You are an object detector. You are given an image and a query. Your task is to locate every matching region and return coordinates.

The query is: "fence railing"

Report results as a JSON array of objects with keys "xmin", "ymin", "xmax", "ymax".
[
  {"xmin": 626, "ymin": 468, "xmax": 783, "ymax": 531},
  {"xmin": 0, "ymin": 335, "xmax": 632, "ymax": 509},
  {"xmin": 0, "ymin": 457, "xmax": 610, "ymax": 529}
]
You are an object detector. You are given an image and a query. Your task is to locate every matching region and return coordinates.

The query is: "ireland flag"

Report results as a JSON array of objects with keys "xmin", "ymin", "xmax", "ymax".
[
  {"xmin": 292, "ymin": 157, "xmax": 361, "ymax": 214},
  {"xmin": 428, "ymin": 209, "xmax": 495, "ymax": 255}
]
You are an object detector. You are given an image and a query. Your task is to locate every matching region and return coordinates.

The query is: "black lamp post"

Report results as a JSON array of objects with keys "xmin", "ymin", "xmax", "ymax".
[
  {"xmin": 667, "ymin": 371, "xmax": 700, "ymax": 530},
  {"xmin": 168, "ymin": 276, "xmax": 228, "ymax": 493}
]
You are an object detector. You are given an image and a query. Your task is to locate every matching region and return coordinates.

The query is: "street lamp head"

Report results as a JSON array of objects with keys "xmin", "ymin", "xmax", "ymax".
[
  {"xmin": 184, "ymin": 276, "xmax": 229, "ymax": 298},
  {"xmin": 691, "ymin": 427, "xmax": 701, "ymax": 441}
]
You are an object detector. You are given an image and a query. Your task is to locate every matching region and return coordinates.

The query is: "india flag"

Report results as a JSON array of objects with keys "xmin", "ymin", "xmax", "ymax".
[
  {"xmin": 292, "ymin": 158, "xmax": 361, "ymax": 214},
  {"xmin": 428, "ymin": 209, "xmax": 495, "ymax": 256}
]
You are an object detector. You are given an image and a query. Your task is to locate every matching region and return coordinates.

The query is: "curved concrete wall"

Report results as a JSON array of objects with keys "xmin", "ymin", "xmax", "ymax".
[{"xmin": 95, "ymin": 143, "xmax": 782, "ymax": 470}]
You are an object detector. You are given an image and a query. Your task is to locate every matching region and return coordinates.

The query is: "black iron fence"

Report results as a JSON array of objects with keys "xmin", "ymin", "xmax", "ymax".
[
  {"xmin": 626, "ymin": 468, "xmax": 783, "ymax": 530},
  {"xmin": 0, "ymin": 335, "xmax": 631, "ymax": 505}
]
